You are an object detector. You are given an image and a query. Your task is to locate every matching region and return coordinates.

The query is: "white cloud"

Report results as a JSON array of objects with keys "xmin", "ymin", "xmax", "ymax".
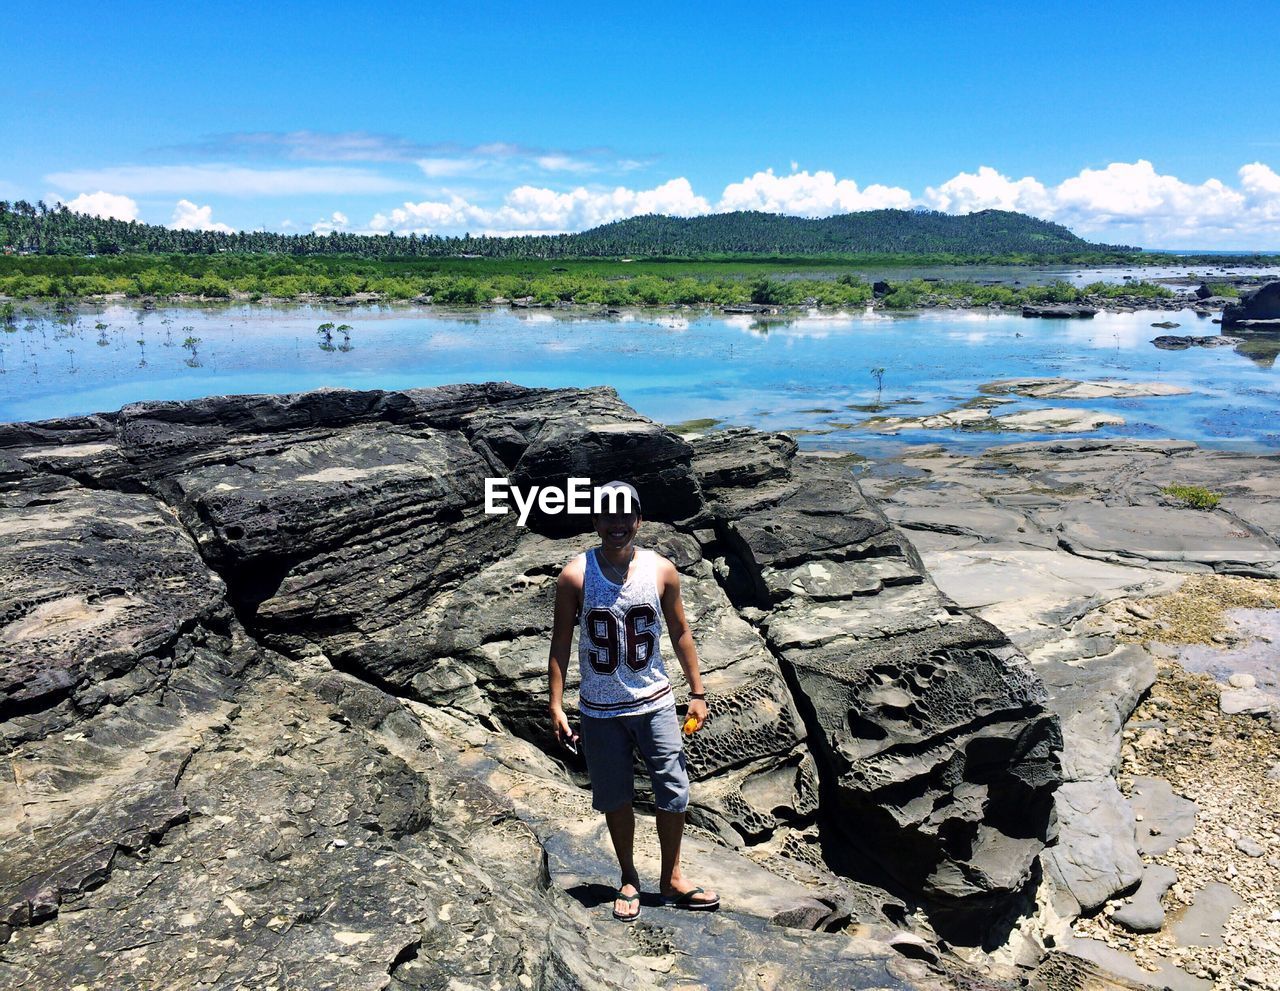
[
  {"xmin": 62, "ymin": 190, "xmax": 140, "ymax": 221},
  {"xmin": 718, "ymin": 169, "xmax": 912, "ymax": 215},
  {"xmin": 45, "ymin": 158, "xmax": 1267, "ymax": 248},
  {"xmin": 416, "ymin": 157, "xmax": 484, "ymax": 178},
  {"xmin": 370, "ymin": 178, "xmax": 712, "ymax": 235},
  {"xmin": 919, "ymin": 159, "xmax": 1280, "ymax": 247},
  {"xmin": 170, "ymin": 199, "xmax": 234, "ymax": 232},
  {"xmin": 923, "ymin": 166, "xmax": 1052, "ymax": 215},
  {"xmin": 533, "ymin": 154, "xmax": 597, "ymax": 174},
  {"xmin": 1053, "ymin": 160, "xmax": 1244, "ymax": 227},
  {"xmin": 312, "ymin": 211, "xmax": 350, "ymax": 234},
  {"xmin": 1240, "ymin": 162, "xmax": 1280, "ymax": 224},
  {"xmin": 46, "ymin": 164, "xmax": 410, "ymax": 197}
]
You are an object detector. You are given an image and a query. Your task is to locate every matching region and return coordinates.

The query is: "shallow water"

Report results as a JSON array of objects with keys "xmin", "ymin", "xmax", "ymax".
[
  {"xmin": 1, "ymin": 302, "xmax": 1278, "ymax": 455},
  {"xmin": 1178, "ymin": 609, "xmax": 1280, "ymax": 699},
  {"xmin": 776, "ymin": 262, "xmax": 1280, "ymax": 287}
]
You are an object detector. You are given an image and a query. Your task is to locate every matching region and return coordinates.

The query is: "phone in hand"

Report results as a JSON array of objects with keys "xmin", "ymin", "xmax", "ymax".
[{"xmin": 560, "ymin": 724, "xmax": 580, "ymax": 755}]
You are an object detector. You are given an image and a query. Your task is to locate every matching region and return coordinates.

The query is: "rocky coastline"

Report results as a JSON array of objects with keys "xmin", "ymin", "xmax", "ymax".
[{"xmin": 0, "ymin": 387, "xmax": 1277, "ymax": 990}]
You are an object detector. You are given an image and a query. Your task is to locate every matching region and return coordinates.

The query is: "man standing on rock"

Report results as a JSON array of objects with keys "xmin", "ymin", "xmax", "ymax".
[{"xmin": 547, "ymin": 480, "xmax": 720, "ymax": 921}]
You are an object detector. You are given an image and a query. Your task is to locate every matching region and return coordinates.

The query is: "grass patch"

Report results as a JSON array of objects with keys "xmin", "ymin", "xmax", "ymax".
[
  {"xmin": 667, "ymin": 417, "xmax": 722, "ymax": 433},
  {"xmin": 1161, "ymin": 483, "xmax": 1223, "ymax": 509}
]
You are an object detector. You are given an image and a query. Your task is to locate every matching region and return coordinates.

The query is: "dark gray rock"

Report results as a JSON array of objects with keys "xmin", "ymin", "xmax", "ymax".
[
  {"xmin": 695, "ymin": 451, "xmax": 1061, "ymax": 927},
  {"xmin": 1222, "ymin": 280, "xmax": 1280, "ymax": 326},
  {"xmin": 1021, "ymin": 304, "xmax": 1098, "ymax": 318},
  {"xmin": 0, "ymin": 384, "xmax": 1065, "ymax": 984},
  {"xmin": 1152, "ymin": 334, "xmax": 1244, "ymax": 350}
]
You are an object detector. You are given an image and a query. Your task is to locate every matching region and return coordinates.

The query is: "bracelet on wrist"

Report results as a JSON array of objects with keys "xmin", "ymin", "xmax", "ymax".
[{"xmin": 689, "ymin": 692, "xmax": 706, "ymax": 700}]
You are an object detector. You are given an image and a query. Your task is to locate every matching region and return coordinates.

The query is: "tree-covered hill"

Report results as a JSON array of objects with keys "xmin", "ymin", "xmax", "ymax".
[
  {"xmin": 0, "ymin": 198, "xmax": 1133, "ymax": 258},
  {"xmin": 563, "ymin": 210, "xmax": 1127, "ymax": 256}
]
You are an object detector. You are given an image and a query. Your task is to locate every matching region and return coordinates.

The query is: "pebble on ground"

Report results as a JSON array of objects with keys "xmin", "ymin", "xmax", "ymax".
[{"xmin": 1076, "ymin": 576, "xmax": 1280, "ymax": 990}]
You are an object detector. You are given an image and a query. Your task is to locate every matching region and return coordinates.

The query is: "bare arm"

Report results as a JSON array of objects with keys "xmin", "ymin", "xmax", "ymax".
[
  {"xmin": 658, "ymin": 558, "xmax": 708, "ymax": 728},
  {"xmin": 547, "ymin": 560, "xmax": 582, "ymax": 741}
]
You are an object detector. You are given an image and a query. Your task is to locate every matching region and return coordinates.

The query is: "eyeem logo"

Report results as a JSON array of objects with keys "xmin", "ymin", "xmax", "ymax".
[{"xmin": 485, "ymin": 477, "xmax": 636, "ymax": 527}]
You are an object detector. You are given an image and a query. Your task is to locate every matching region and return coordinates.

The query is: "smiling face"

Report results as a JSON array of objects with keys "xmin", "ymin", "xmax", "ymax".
[{"xmin": 594, "ymin": 508, "xmax": 641, "ymax": 551}]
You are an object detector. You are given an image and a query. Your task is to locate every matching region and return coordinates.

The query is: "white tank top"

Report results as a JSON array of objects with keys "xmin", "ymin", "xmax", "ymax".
[{"xmin": 577, "ymin": 548, "xmax": 672, "ymax": 718}]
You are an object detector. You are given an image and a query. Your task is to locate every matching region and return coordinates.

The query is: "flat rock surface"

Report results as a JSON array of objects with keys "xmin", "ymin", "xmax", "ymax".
[
  {"xmin": 980, "ymin": 377, "xmax": 1192, "ymax": 400},
  {"xmin": 862, "ymin": 440, "xmax": 1280, "ymax": 639},
  {"xmin": 1111, "ymin": 864, "xmax": 1178, "ymax": 933},
  {"xmin": 862, "ymin": 406, "xmax": 1125, "ymax": 434},
  {"xmin": 1040, "ymin": 779, "xmax": 1143, "ymax": 914},
  {"xmin": 1168, "ymin": 882, "xmax": 1243, "ymax": 948}
]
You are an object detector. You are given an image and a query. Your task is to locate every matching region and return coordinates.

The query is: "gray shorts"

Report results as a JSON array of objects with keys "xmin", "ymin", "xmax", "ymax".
[{"xmin": 580, "ymin": 705, "xmax": 690, "ymax": 814}]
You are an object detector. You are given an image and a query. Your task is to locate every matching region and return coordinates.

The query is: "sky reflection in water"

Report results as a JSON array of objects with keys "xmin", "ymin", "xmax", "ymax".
[{"xmin": 1, "ymin": 301, "xmax": 1277, "ymax": 456}]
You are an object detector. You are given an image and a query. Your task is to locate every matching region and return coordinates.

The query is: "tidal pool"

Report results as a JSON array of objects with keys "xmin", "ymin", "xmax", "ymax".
[{"xmin": 1, "ymin": 302, "xmax": 1277, "ymax": 456}]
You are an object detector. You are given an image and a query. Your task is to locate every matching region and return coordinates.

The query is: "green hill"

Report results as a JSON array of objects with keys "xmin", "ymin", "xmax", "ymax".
[
  {"xmin": 564, "ymin": 209, "xmax": 1126, "ymax": 256},
  {"xmin": 0, "ymin": 199, "xmax": 1131, "ymax": 258}
]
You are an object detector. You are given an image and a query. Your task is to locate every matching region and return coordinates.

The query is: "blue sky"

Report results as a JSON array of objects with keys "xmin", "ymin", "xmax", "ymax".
[{"xmin": 5, "ymin": 1, "xmax": 1279, "ymax": 247}]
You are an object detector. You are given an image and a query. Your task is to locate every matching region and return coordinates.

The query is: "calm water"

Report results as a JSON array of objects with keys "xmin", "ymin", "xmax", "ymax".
[{"xmin": 2, "ymin": 301, "xmax": 1278, "ymax": 455}]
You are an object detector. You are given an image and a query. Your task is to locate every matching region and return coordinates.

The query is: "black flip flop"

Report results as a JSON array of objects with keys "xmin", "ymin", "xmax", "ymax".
[
  {"xmin": 612, "ymin": 889, "xmax": 641, "ymax": 922},
  {"xmin": 663, "ymin": 886, "xmax": 720, "ymax": 911}
]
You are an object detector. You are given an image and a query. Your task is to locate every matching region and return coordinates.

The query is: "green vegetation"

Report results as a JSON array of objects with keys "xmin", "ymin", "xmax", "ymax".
[
  {"xmin": 0, "ymin": 201, "xmax": 1254, "ymax": 310},
  {"xmin": 1206, "ymin": 282, "xmax": 1241, "ymax": 298},
  {"xmin": 876, "ymin": 278, "xmax": 1173, "ymax": 309},
  {"xmin": 2, "ymin": 199, "xmax": 1130, "ymax": 257},
  {"xmin": 0, "ymin": 253, "xmax": 883, "ymax": 306},
  {"xmin": 0, "ymin": 253, "xmax": 1183, "ymax": 309},
  {"xmin": 1161, "ymin": 484, "xmax": 1223, "ymax": 510}
]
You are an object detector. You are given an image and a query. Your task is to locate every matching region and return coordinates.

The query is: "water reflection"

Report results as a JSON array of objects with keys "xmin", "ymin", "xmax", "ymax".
[{"xmin": 0, "ymin": 301, "xmax": 1276, "ymax": 454}]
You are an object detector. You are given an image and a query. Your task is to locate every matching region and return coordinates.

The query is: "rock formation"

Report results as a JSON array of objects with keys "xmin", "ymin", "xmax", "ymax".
[
  {"xmin": 1222, "ymin": 280, "xmax": 1280, "ymax": 327},
  {"xmin": 0, "ymin": 384, "xmax": 1064, "ymax": 988}
]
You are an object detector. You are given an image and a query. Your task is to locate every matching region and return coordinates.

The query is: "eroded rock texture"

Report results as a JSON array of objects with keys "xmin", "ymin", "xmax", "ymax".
[{"xmin": 0, "ymin": 385, "xmax": 1063, "ymax": 988}]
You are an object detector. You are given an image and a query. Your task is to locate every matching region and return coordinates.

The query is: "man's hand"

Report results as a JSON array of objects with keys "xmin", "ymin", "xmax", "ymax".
[
  {"xmin": 686, "ymin": 697, "xmax": 709, "ymax": 731},
  {"xmin": 550, "ymin": 707, "xmax": 577, "ymax": 749}
]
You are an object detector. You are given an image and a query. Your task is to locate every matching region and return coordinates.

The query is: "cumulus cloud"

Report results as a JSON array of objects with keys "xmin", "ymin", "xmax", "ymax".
[
  {"xmin": 919, "ymin": 159, "xmax": 1280, "ymax": 246},
  {"xmin": 49, "ymin": 156, "xmax": 1280, "ymax": 247},
  {"xmin": 358, "ymin": 162, "xmax": 1280, "ymax": 245},
  {"xmin": 46, "ymin": 164, "xmax": 410, "ymax": 197},
  {"xmin": 923, "ymin": 166, "xmax": 1052, "ymax": 215},
  {"xmin": 170, "ymin": 199, "xmax": 234, "ymax": 232},
  {"xmin": 370, "ymin": 178, "xmax": 712, "ymax": 235},
  {"xmin": 62, "ymin": 190, "xmax": 139, "ymax": 221},
  {"xmin": 718, "ymin": 169, "xmax": 912, "ymax": 215},
  {"xmin": 312, "ymin": 211, "xmax": 350, "ymax": 234}
]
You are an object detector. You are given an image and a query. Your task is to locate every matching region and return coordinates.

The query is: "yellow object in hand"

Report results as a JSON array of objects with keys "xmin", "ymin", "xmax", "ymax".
[{"xmin": 683, "ymin": 717, "xmax": 699, "ymax": 736}]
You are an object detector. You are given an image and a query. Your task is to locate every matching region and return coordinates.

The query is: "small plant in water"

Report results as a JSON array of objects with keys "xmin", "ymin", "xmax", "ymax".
[
  {"xmin": 182, "ymin": 335, "xmax": 203, "ymax": 367},
  {"xmin": 316, "ymin": 322, "xmax": 336, "ymax": 351},
  {"xmin": 1161, "ymin": 484, "xmax": 1222, "ymax": 510},
  {"xmin": 869, "ymin": 366, "xmax": 886, "ymax": 409},
  {"xmin": 336, "ymin": 323, "xmax": 354, "ymax": 352}
]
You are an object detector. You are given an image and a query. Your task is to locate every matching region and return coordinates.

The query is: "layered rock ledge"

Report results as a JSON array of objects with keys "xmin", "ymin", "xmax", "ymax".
[{"xmin": 1, "ymin": 385, "xmax": 1068, "ymax": 989}]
